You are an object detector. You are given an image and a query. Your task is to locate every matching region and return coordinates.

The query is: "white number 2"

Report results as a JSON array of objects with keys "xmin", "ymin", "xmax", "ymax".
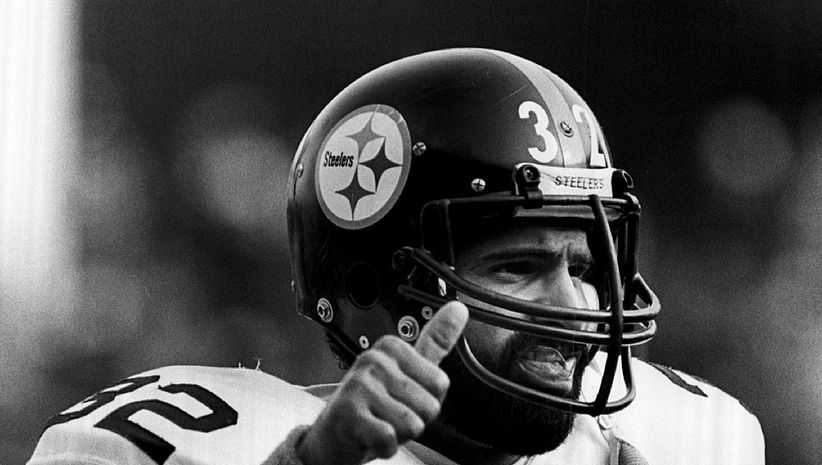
[
  {"xmin": 518, "ymin": 100, "xmax": 559, "ymax": 163},
  {"xmin": 572, "ymin": 104, "xmax": 608, "ymax": 168}
]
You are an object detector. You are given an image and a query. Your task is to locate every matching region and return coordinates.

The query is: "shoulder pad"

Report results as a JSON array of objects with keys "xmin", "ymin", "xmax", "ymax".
[
  {"xmin": 601, "ymin": 358, "xmax": 765, "ymax": 465},
  {"xmin": 28, "ymin": 365, "xmax": 325, "ymax": 465}
]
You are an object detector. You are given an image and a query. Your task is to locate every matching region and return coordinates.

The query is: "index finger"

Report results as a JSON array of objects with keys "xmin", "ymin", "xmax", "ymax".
[{"xmin": 414, "ymin": 301, "xmax": 469, "ymax": 364}]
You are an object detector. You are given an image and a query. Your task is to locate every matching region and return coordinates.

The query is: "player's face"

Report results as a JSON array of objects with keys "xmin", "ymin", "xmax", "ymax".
[
  {"xmin": 458, "ymin": 224, "xmax": 597, "ymax": 395},
  {"xmin": 438, "ymin": 223, "xmax": 597, "ymax": 454}
]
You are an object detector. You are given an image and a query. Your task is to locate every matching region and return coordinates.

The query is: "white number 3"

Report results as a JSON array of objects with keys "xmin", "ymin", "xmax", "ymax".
[{"xmin": 518, "ymin": 100, "xmax": 559, "ymax": 163}]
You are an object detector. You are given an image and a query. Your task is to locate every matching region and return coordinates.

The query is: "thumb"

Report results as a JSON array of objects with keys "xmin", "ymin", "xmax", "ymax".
[{"xmin": 414, "ymin": 301, "xmax": 469, "ymax": 364}]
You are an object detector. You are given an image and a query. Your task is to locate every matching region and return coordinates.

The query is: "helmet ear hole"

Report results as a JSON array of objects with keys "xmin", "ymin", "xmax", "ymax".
[{"xmin": 346, "ymin": 262, "xmax": 380, "ymax": 308}]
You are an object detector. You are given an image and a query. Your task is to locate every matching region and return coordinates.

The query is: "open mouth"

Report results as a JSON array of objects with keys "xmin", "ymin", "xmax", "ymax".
[{"xmin": 511, "ymin": 344, "xmax": 580, "ymax": 393}]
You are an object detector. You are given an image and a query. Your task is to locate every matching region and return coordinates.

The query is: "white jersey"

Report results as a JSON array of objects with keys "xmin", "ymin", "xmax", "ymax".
[
  {"xmin": 542, "ymin": 352, "xmax": 765, "ymax": 465},
  {"xmin": 28, "ymin": 355, "xmax": 763, "ymax": 465}
]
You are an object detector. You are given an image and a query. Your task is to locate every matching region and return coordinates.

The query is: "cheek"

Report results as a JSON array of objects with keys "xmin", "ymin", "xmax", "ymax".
[
  {"xmin": 574, "ymin": 278, "xmax": 600, "ymax": 332},
  {"xmin": 464, "ymin": 319, "xmax": 515, "ymax": 369}
]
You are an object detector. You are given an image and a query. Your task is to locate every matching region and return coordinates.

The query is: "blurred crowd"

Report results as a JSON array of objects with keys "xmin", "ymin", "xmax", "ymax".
[{"xmin": 1, "ymin": 46, "xmax": 340, "ymax": 464}]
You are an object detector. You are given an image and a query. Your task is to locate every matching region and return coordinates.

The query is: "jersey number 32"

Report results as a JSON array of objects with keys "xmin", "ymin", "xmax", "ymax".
[{"xmin": 46, "ymin": 375, "xmax": 238, "ymax": 464}]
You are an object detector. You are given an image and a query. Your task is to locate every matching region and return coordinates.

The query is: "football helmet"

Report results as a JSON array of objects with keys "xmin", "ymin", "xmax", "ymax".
[{"xmin": 287, "ymin": 48, "xmax": 659, "ymax": 415}]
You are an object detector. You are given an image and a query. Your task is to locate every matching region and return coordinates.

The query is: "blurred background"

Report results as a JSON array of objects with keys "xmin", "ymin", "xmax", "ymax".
[{"xmin": 1, "ymin": 1, "xmax": 820, "ymax": 463}]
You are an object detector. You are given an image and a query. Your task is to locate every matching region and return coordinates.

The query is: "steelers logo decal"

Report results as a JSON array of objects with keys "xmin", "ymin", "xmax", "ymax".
[{"xmin": 315, "ymin": 105, "xmax": 411, "ymax": 230}]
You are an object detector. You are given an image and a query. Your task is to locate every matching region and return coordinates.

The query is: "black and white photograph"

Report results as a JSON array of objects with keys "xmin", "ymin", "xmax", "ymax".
[{"xmin": 2, "ymin": 2, "xmax": 819, "ymax": 464}]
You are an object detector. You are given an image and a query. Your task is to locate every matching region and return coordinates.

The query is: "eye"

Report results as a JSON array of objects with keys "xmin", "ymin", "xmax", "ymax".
[
  {"xmin": 568, "ymin": 260, "xmax": 596, "ymax": 282},
  {"xmin": 485, "ymin": 259, "xmax": 543, "ymax": 282}
]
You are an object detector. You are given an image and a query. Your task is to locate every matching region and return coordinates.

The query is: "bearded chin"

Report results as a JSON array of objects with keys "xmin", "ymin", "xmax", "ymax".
[{"xmin": 437, "ymin": 349, "xmax": 587, "ymax": 455}]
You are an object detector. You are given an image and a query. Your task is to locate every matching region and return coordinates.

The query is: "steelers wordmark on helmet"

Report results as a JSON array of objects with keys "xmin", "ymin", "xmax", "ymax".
[{"xmin": 315, "ymin": 104, "xmax": 411, "ymax": 230}]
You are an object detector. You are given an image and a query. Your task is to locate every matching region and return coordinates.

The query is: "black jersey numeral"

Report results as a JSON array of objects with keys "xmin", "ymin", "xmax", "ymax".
[
  {"xmin": 46, "ymin": 375, "xmax": 160, "ymax": 428},
  {"xmin": 46, "ymin": 375, "xmax": 238, "ymax": 464}
]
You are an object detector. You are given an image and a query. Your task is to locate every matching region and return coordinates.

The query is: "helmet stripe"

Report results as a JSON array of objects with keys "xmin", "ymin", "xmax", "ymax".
[{"xmin": 488, "ymin": 50, "xmax": 587, "ymax": 167}]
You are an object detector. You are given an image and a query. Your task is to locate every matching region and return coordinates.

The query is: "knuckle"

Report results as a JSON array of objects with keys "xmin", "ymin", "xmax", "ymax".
[
  {"xmin": 342, "ymin": 371, "xmax": 367, "ymax": 392},
  {"xmin": 387, "ymin": 406, "xmax": 425, "ymax": 442},
  {"xmin": 427, "ymin": 327, "xmax": 454, "ymax": 353},
  {"xmin": 404, "ymin": 411, "xmax": 426, "ymax": 438},
  {"xmin": 431, "ymin": 369, "xmax": 450, "ymax": 396},
  {"xmin": 339, "ymin": 375, "xmax": 376, "ymax": 403},
  {"xmin": 344, "ymin": 407, "xmax": 369, "ymax": 430},
  {"xmin": 371, "ymin": 426, "xmax": 398, "ymax": 458},
  {"xmin": 397, "ymin": 406, "xmax": 414, "ymax": 423},
  {"xmin": 352, "ymin": 360, "xmax": 388, "ymax": 387},
  {"xmin": 396, "ymin": 376, "xmax": 414, "ymax": 395},
  {"xmin": 355, "ymin": 349, "xmax": 378, "ymax": 367},
  {"xmin": 354, "ymin": 407, "xmax": 374, "ymax": 427},
  {"xmin": 375, "ymin": 335, "xmax": 405, "ymax": 354},
  {"xmin": 420, "ymin": 398, "xmax": 442, "ymax": 423},
  {"xmin": 359, "ymin": 346, "xmax": 395, "ymax": 372},
  {"xmin": 331, "ymin": 396, "xmax": 360, "ymax": 420}
]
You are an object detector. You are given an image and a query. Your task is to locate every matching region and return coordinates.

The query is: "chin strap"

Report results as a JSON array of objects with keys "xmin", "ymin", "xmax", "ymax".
[
  {"xmin": 599, "ymin": 418, "xmax": 649, "ymax": 465},
  {"xmin": 606, "ymin": 427, "xmax": 620, "ymax": 465}
]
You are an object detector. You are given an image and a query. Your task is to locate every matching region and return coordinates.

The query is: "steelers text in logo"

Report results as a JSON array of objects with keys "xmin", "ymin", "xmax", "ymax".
[{"xmin": 315, "ymin": 104, "xmax": 411, "ymax": 229}]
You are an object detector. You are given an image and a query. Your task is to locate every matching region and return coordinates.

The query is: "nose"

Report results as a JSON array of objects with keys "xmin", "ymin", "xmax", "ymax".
[
  {"xmin": 526, "ymin": 266, "xmax": 598, "ymax": 331},
  {"xmin": 528, "ymin": 265, "xmax": 583, "ymax": 308}
]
